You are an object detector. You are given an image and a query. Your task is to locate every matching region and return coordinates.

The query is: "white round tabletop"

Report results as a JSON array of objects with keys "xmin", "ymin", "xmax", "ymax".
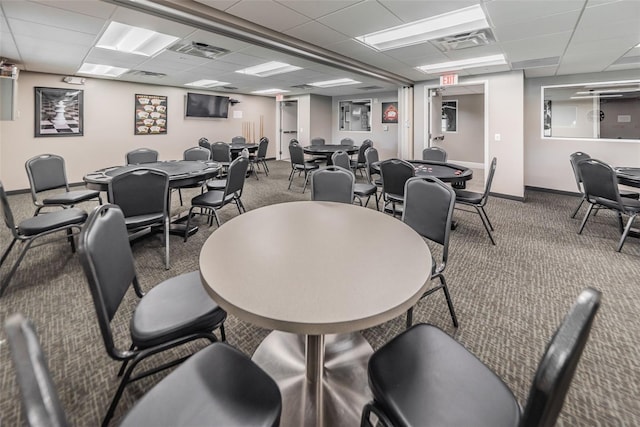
[{"xmin": 199, "ymin": 201, "xmax": 432, "ymax": 335}]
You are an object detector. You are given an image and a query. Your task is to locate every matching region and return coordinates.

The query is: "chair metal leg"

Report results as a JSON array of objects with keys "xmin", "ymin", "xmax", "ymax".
[
  {"xmin": 288, "ymin": 168, "xmax": 295, "ymax": 189},
  {"xmin": 439, "ymin": 275, "xmax": 458, "ymax": 328},
  {"xmin": 616, "ymin": 213, "xmax": 637, "ymax": 252},
  {"xmin": 184, "ymin": 207, "xmax": 194, "ymax": 242},
  {"xmin": 302, "ymin": 171, "xmax": 310, "ymax": 193},
  {"xmin": 405, "ymin": 307, "xmax": 413, "ymax": 329},
  {"xmin": 0, "ymin": 239, "xmax": 37, "ymax": 298},
  {"xmin": 480, "ymin": 206, "xmax": 494, "ymax": 231},
  {"xmin": 578, "ymin": 203, "xmax": 595, "ymax": 234},
  {"xmin": 178, "ymin": 188, "xmax": 183, "ymax": 206},
  {"xmin": 571, "ymin": 196, "xmax": 586, "ymax": 218},
  {"xmin": 361, "ymin": 401, "xmax": 393, "ymax": 427},
  {"xmin": 164, "ymin": 216, "xmax": 170, "ymax": 270},
  {"xmin": 475, "ymin": 206, "xmax": 496, "ymax": 245}
]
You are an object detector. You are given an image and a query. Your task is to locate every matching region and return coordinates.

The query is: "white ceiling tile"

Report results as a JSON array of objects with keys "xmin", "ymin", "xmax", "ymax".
[
  {"xmin": 286, "ymin": 21, "xmax": 350, "ymax": 46},
  {"xmin": 492, "ymin": 10, "xmax": 581, "ymax": 42},
  {"xmin": 485, "ymin": 0, "xmax": 586, "ymax": 27},
  {"xmin": 194, "ymin": 0, "xmax": 243, "ymax": 11},
  {"xmin": 183, "ymin": 30, "xmax": 252, "ymax": 51},
  {"xmin": 379, "ymin": 0, "xmax": 480, "ymax": 22},
  {"xmin": 31, "ymin": 0, "xmax": 117, "ymax": 19},
  {"xmin": 381, "ymin": 41, "xmax": 445, "ymax": 61},
  {"xmin": 84, "ymin": 48, "xmax": 151, "ymax": 69},
  {"xmin": 8, "ymin": 18, "xmax": 97, "ymax": 46},
  {"xmin": 581, "ymin": 0, "xmax": 640, "ymax": 26},
  {"xmin": 225, "ymin": 0, "xmax": 311, "ymax": 31},
  {"xmin": 110, "ymin": 7, "xmax": 195, "ymax": 37},
  {"xmin": 216, "ymin": 51, "xmax": 265, "ymax": 66},
  {"xmin": 523, "ymin": 65, "xmax": 559, "ymax": 78},
  {"xmin": 318, "ymin": 1, "xmax": 403, "ymax": 38},
  {"xmin": 2, "ymin": 1, "xmax": 106, "ymax": 35},
  {"xmin": 500, "ymin": 32, "xmax": 572, "ymax": 62},
  {"xmin": 275, "ymin": 0, "xmax": 361, "ymax": 19}
]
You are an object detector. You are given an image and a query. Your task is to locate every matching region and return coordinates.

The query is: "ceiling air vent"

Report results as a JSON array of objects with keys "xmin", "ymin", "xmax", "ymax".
[
  {"xmin": 290, "ymin": 84, "xmax": 314, "ymax": 90},
  {"xmin": 221, "ymin": 86, "xmax": 238, "ymax": 90},
  {"xmin": 126, "ymin": 70, "xmax": 167, "ymax": 78},
  {"xmin": 358, "ymin": 86, "xmax": 384, "ymax": 91},
  {"xmin": 168, "ymin": 41, "xmax": 231, "ymax": 59},
  {"xmin": 432, "ymin": 29, "xmax": 495, "ymax": 52},
  {"xmin": 512, "ymin": 56, "xmax": 560, "ymax": 70}
]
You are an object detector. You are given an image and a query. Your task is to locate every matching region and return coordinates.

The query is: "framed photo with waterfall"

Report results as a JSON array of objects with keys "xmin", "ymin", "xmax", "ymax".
[{"xmin": 34, "ymin": 87, "xmax": 84, "ymax": 137}]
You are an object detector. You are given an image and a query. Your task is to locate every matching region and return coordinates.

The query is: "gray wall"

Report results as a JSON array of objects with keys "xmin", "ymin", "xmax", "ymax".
[{"xmin": 437, "ymin": 94, "xmax": 484, "ymax": 164}]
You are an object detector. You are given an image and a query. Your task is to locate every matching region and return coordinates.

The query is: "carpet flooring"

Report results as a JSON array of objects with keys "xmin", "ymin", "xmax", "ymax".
[{"xmin": 0, "ymin": 160, "xmax": 638, "ymax": 426}]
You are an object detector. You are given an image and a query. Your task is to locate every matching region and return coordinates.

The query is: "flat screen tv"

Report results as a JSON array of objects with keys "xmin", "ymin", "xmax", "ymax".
[{"xmin": 185, "ymin": 93, "xmax": 229, "ymax": 118}]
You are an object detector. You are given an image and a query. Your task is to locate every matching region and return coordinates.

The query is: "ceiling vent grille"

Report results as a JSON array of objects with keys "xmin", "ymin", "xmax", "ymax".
[
  {"xmin": 168, "ymin": 41, "xmax": 231, "ymax": 59},
  {"xmin": 358, "ymin": 85, "xmax": 384, "ymax": 91},
  {"xmin": 512, "ymin": 56, "xmax": 560, "ymax": 70},
  {"xmin": 290, "ymin": 84, "xmax": 314, "ymax": 90},
  {"xmin": 432, "ymin": 29, "xmax": 495, "ymax": 52},
  {"xmin": 126, "ymin": 70, "xmax": 167, "ymax": 78},
  {"xmin": 221, "ymin": 86, "xmax": 238, "ymax": 90}
]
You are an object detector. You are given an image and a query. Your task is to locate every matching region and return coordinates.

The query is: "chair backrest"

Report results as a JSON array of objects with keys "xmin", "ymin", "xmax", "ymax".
[
  {"xmin": 198, "ymin": 137, "xmax": 211, "ymax": 149},
  {"xmin": 569, "ymin": 151, "xmax": 591, "ymax": 190},
  {"xmin": 126, "ymin": 148, "xmax": 158, "ymax": 165},
  {"xmin": 107, "ymin": 168, "xmax": 168, "ymax": 219},
  {"xmin": 311, "ymin": 166, "xmax": 354, "ymax": 204},
  {"xmin": 25, "ymin": 154, "xmax": 70, "ymax": 196},
  {"xmin": 357, "ymin": 139, "xmax": 373, "ymax": 163},
  {"xmin": 340, "ymin": 137, "xmax": 354, "ymax": 146},
  {"xmin": 364, "ymin": 147, "xmax": 380, "ymax": 183},
  {"xmin": 577, "ymin": 158, "xmax": 623, "ymax": 206},
  {"xmin": 289, "ymin": 142, "xmax": 306, "ymax": 165},
  {"xmin": 78, "ymin": 204, "xmax": 140, "ymax": 360},
  {"xmin": 520, "ymin": 288, "xmax": 602, "ymax": 427},
  {"xmin": 331, "ymin": 150, "xmax": 352, "ymax": 171},
  {"xmin": 479, "ymin": 157, "xmax": 498, "ymax": 205},
  {"xmin": 257, "ymin": 137, "xmax": 269, "ymax": 159},
  {"xmin": 224, "ymin": 156, "xmax": 250, "ymax": 198},
  {"xmin": 289, "ymin": 138, "xmax": 299, "ymax": 146},
  {"xmin": 5, "ymin": 313, "xmax": 70, "ymax": 427},
  {"xmin": 231, "ymin": 136, "xmax": 246, "ymax": 144},
  {"xmin": 422, "ymin": 147, "xmax": 448, "ymax": 162},
  {"xmin": 402, "ymin": 177, "xmax": 455, "ymax": 266},
  {"xmin": 311, "ymin": 137, "xmax": 325, "ymax": 146},
  {"xmin": 0, "ymin": 181, "xmax": 20, "ymax": 240},
  {"xmin": 184, "ymin": 146, "xmax": 211, "ymax": 161},
  {"xmin": 211, "ymin": 142, "xmax": 231, "ymax": 162},
  {"xmin": 379, "ymin": 159, "xmax": 415, "ymax": 198}
]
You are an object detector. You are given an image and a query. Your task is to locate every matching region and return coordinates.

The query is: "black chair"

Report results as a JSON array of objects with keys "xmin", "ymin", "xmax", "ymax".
[
  {"xmin": 364, "ymin": 147, "xmax": 382, "ymax": 188},
  {"xmin": 351, "ymin": 139, "xmax": 373, "ymax": 177},
  {"xmin": 379, "ymin": 158, "xmax": 415, "ymax": 217},
  {"xmin": 5, "ymin": 313, "xmax": 282, "ymax": 427},
  {"xmin": 0, "ymin": 181, "xmax": 87, "ymax": 297},
  {"xmin": 231, "ymin": 135, "xmax": 246, "ymax": 144},
  {"xmin": 210, "ymin": 141, "xmax": 232, "ymax": 176},
  {"xmin": 422, "ymin": 146, "xmax": 448, "ymax": 162},
  {"xmin": 198, "ymin": 137, "xmax": 211, "ymax": 151},
  {"xmin": 311, "ymin": 166, "xmax": 355, "ymax": 204},
  {"xmin": 185, "ymin": 156, "xmax": 249, "ymax": 240},
  {"xmin": 362, "ymin": 288, "xmax": 602, "ymax": 427},
  {"xmin": 25, "ymin": 153, "xmax": 101, "ymax": 215},
  {"xmin": 340, "ymin": 137, "xmax": 355, "ymax": 146},
  {"xmin": 176, "ymin": 146, "xmax": 212, "ymax": 205},
  {"xmin": 107, "ymin": 168, "xmax": 170, "ymax": 269},
  {"xmin": 77, "ymin": 204, "xmax": 227, "ymax": 426},
  {"xmin": 577, "ymin": 158, "xmax": 640, "ymax": 252},
  {"xmin": 311, "ymin": 137, "xmax": 325, "ymax": 146},
  {"xmin": 403, "ymin": 176, "xmax": 458, "ymax": 328},
  {"xmin": 569, "ymin": 151, "xmax": 638, "ymax": 218},
  {"xmin": 250, "ymin": 136, "xmax": 270, "ymax": 178},
  {"xmin": 454, "ymin": 157, "xmax": 497, "ymax": 245},
  {"xmin": 125, "ymin": 148, "xmax": 158, "ymax": 165},
  {"xmin": 288, "ymin": 141, "xmax": 319, "ymax": 193},
  {"xmin": 332, "ymin": 150, "xmax": 379, "ymax": 210}
]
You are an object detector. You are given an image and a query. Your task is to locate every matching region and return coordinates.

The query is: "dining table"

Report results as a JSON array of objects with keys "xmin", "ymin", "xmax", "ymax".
[
  {"xmin": 199, "ymin": 201, "xmax": 432, "ymax": 427},
  {"xmin": 303, "ymin": 144, "xmax": 359, "ymax": 165}
]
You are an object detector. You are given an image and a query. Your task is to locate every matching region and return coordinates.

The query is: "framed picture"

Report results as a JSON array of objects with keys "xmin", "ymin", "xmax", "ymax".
[
  {"xmin": 135, "ymin": 94, "xmax": 167, "ymax": 135},
  {"xmin": 442, "ymin": 100, "xmax": 457, "ymax": 132},
  {"xmin": 34, "ymin": 87, "xmax": 83, "ymax": 137},
  {"xmin": 382, "ymin": 102, "xmax": 398, "ymax": 123}
]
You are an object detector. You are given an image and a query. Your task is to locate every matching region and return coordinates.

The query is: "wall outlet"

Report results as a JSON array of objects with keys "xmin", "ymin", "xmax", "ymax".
[
  {"xmin": 494, "ymin": 133, "xmax": 501, "ymax": 141},
  {"xmin": 383, "ymin": 125, "xmax": 388, "ymax": 131}
]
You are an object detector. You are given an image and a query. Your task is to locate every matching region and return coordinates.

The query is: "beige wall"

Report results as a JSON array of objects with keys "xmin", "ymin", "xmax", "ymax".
[
  {"xmin": 438, "ymin": 94, "xmax": 484, "ymax": 164},
  {"xmin": 309, "ymin": 94, "xmax": 332, "ymax": 143},
  {"xmin": 0, "ymin": 71, "xmax": 277, "ymax": 191}
]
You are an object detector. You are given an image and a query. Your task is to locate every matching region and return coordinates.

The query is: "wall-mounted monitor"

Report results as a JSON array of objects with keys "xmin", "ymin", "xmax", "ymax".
[{"xmin": 185, "ymin": 92, "xmax": 229, "ymax": 118}]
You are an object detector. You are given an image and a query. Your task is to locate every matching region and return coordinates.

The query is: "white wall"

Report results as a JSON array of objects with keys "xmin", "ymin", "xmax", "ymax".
[
  {"xmin": 524, "ymin": 70, "xmax": 640, "ymax": 192},
  {"xmin": 309, "ymin": 94, "xmax": 332, "ymax": 143},
  {"xmin": 0, "ymin": 71, "xmax": 277, "ymax": 191},
  {"xmin": 438, "ymin": 94, "xmax": 484, "ymax": 163}
]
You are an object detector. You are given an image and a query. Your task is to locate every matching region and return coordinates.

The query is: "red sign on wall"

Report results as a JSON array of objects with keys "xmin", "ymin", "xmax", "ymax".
[{"xmin": 440, "ymin": 74, "xmax": 458, "ymax": 86}]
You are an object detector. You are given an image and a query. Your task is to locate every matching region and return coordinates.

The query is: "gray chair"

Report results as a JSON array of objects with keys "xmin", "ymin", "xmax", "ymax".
[
  {"xmin": 210, "ymin": 141, "xmax": 232, "ymax": 176},
  {"xmin": 126, "ymin": 148, "xmax": 158, "ymax": 165},
  {"xmin": 362, "ymin": 288, "xmax": 601, "ymax": 427},
  {"xmin": 379, "ymin": 158, "xmax": 415, "ymax": 217},
  {"xmin": 185, "ymin": 156, "xmax": 249, "ymax": 239},
  {"xmin": 198, "ymin": 137, "xmax": 211, "ymax": 151},
  {"xmin": 288, "ymin": 142, "xmax": 319, "ymax": 193},
  {"xmin": 577, "ymin": 158, "xmax": 640, "ymax": 252},
  {"xmin": 177, "ymin": 146, "xmax": 211, "ymax": 205},
  {"xmin": 232, "ymin": 135, "xmax": 246, "ymax": 144},
  {"xmin": 311, "ymin": 137, "xmax": 325, "ymax": 146},
  {"xmin": 454, "ymin": 157, "xmax": 497, "ymax": 245},
  {"xmin": 0, "ymin": 181, "xmax": 87, "ymax": 297},
  {"xmin": 332, "ymin": 150, "xmax": 379, "ymax": 210},
  {"xmin": 107, "ymin": 168, "xmax": 170, "ymax": 269},
  {"xmin": 364, "ymin": 147, "xmax": 382, "ymax": 187},
  {"xmin": 340, "ymin": 137, "xmax": 355, "ymax": 146},
  {"xmin": 422, "ymin": 146, "xmax": 448, "ymax": 162},
  {"xmin": 402, "ymin": 176, "xmax": 457, "ymax": 328},
  {"xmin": 249, "ymin": 137, "xmax": 269, "ymax": 179},
  {"xmin": 77, "ymin": 204, "xmax": 228, "ymax": 426},
  {"xmin": 311, "ymin": 166, "xmax": 355, "ymax": 204},
  {"xmin": 25, "ymin": 153, "xmax": 102, "ymax": 215},
  {"xmin": 350, "ymin": 139, "xmax": 373, "ymax": 176}
]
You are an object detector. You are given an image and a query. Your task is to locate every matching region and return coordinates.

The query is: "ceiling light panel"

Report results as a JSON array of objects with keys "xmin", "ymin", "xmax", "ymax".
[
  {"xmin": 356, "ymin": 5, "xmax": 489, "ymax": 51},
  {"xmin": 236, "ymin": 61, "xmax": 302, "ymax": 77},
  {"xmin": 78, "ymin": 63, "xmax": 129, "ymax": 77},
  {"xmin": 308, "ymin": 78, "xmax": 361, "ymax": 88},
  {"xmin": 417, "ymin": 54, "xmax": 507, "ymax": 74},
  {"xmin": 185, "ymin": 79, "xmax": 230, "ymax": 88},
  {"xmin": 252, "ymin": 88, "xmax": 290, "ymax": 94},
  {"xmin": 96, "ymin": 22, "xmax": 179, "ymax": 56}
]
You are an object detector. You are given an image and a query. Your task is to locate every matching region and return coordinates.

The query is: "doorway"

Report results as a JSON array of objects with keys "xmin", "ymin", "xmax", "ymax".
[{"xmin": 279, "ymin": 100, "xmax": 298, "ymax": 160}]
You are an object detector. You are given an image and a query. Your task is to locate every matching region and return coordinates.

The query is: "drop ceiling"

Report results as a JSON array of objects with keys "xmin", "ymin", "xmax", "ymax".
[{"xmin": 0, "ymin": 0, "xmax": 638, "ymax": 97}]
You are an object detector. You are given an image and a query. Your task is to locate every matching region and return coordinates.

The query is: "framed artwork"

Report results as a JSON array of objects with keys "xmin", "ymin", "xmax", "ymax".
[
  {"xmin": 135, "ymin": 94, "xmax": 167, "ymax": 135},
  {"xmin": 382, "ymin": 102, "xmax": 398, "ymax": 123},
  {"xmin": 442, "ymin": 100, "xmax": 458, "ymax": 132},
  {"xmin": 34, "ymin": 87, "xmax": 83, "ymax": 137}
]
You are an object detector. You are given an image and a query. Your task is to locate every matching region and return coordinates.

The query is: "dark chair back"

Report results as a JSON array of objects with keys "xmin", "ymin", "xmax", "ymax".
[
  {"xmin": 331, "ymin": 150, "xmax": 351, "ymax": 170},
  {"xmin": 364, "ymin": 147, "xmax": 380, "ymax": 183},
  {"xmin": 340, "ymin": 137, "xmax": 354, "ymax": 146},
  {"xmin": 380, "ymin": 159, "xmax": 415, "ymax": 198},
  {"xmin": 211, "ymin": 142, "xmax": 231, "ymax": 163},
  {"xmin": 257, "ymin": 137, "xmax": 269, "ymax": 159},
  {"xmin": 578, "ymin": 158, "xmax": 623, "ymax": 206},
  {"xmin": 198, "ymin": 137, "xmax": 211, "ymax": 151},
  {"xmin": 311, "ymin": 137, "xmax": 325, "ymax": 146},
  {"xmin": 357, "ymin": 139, "xmax": 373, "ymax": 163},
  {"xmin": 569, "ymin": 151, "xmax": 591, "ymax": 190},
  {"xmin": 231, "ymin": 136, "xmax": 246, "ymax": 144},
  {"xmin": 0, "ymin": 181, "xmax": 20, "ymax": 240},
  {"xmin": 126, "ymin": 148, "xmax": 158, "ymax": 165},
  {"xmin": 184, "ymin": 146, "xmax": 210, "ymax": 161},
  {"xmin": 25, "ymin": 154, "xmax": 69, "ymax": 194},
  {"xmin": 225, "ymin": 156, "xmax": 249, "ymax": 198},
  {"xmin": 289, "ymin": 138, "xmax": 299, "ymax": 146},
  {"xmin": 422, "ymin": 147, "xmax": 448, "ymax": 162},
  {"xmin": 107, "ymin": 168, "xmax": 168, "ymax": 219},
  {"xmin": 78, "ymin": 204, "xmax": 139, "ymax": 360},
  {"xmin": 480, "ymin": 157, "xmax": 498, "ymax": 205},
  {"xmin": 311, "ymin": 166, "xmax": 354, "ymax": 204},
  {"xmin": 520, "ymin": 288, "xmax": 602, "ymax": 427},
  {"xmin": 289, "ymin": 142, "xmax": 306, "ymax": 165},
  {"xmin": 5, "ymin": 313, "xmax": 70, "ymax": 427}
]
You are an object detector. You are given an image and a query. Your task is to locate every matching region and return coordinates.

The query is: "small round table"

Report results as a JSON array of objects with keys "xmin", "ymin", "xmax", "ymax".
[{"xmin": 199, "ymin": 201, "xmax": 432, "ymax": 427}]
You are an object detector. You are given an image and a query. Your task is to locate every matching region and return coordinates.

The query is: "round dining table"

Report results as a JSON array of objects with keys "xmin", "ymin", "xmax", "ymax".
[
  {"xmin": 303, "ymin": 144, "xmax": 359, "ymax": 165},
  {"xmin": 199, "ymin": 201, "xmax": 432, "ymax": 427}
]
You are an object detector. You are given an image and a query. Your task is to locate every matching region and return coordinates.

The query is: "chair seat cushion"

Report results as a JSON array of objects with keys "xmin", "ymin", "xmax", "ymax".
[
  {"xmin": 42, "ymin": 189, "xmax": 99, "ymax": 205},
  {"xmin": 18, "ymin": 208, "xmax": 87, "ymax": 236},
  {"xmin": 368, "ymin": 324, "xmax": 521, "ymax": 427},
  {"xmin": 131, "ymin": 271, "xmax": 227, "ymax": 348},
  {"xmin": 354, "ymin": 183, "xmax": 377, "ymax": 197},
  {"xmin": 294, "ymin": 162, "xmax": 319, "ymax": 171},
  {"xmin": 594, "ymin": 196, "xmax": 640, "ymax": 213},
  {"xmin": 620, "ymin": 190, "xmax": 639, "ymax": 199},
  {"xmin": 191, "ymin": 190, "xmax": 235, "ymax": 208},
  {"xmin": 206, "ymin": 179, "xmax": 227, "ymax": 191},
  {"xmin": 119, "ymin": 342, "xmax": 281, "ymax": 427},
  {"xmin": 124, "ymin": 213, "xmax": 164, "ymax": 229},
  {"xmin": 454, "ymin": 189, "xmax": 483, "ymax": 204}
]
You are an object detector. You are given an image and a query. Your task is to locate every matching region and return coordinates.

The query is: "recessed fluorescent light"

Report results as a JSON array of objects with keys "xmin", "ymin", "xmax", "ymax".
[
  {"xmin": 251, "ymin": 89, "xmax": 289, "ymax": 95},
  {"xmin": 356, "ymin": 5, "xmax": 489, "ymax": 51},
  {"xmin": 236, "ymin": 61, "xmax": 302, "ymax": 77},
  {"xmin": 571, "ymin": 94, "xmax": 623, "ymax": 99},
  {"xmin": 185, "ymin": 80, "xmax": 230, "ymax": 88},
  {"xmin": 96, "ymin": 22, "xmax": 179, "ymax": 56},
  {"xmin": 308, "ymin": 78, "xmax": 361, "ymax": 88},
  {"xmin": 417, "ymin": 54, "xmax": 506, "ymax": 74},
  {"xmin": 77, "ymin": 63, "xmax": 129, "ymax": 77}
]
